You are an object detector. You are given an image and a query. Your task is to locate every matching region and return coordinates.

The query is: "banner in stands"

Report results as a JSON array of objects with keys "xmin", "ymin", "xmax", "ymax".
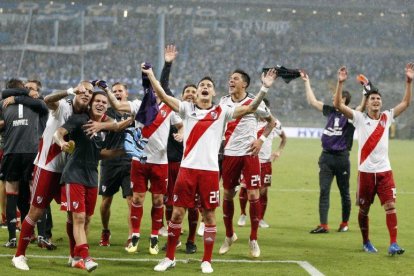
[{"xmin": 0, "ymin": 42, "xmax": 109, "ymax": 54}]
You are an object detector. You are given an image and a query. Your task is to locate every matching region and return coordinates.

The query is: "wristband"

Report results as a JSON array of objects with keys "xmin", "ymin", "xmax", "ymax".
[
  {"xmin": 260, "ymin": 85, "xmax": 269, "ymax": 93},
  {"xmin": 259, "ymin": 135, "xmax": 266, "ymax": 142},
  {"xmin": 66, "ymin": 87, "xmax": 75, "ymax": 95}
]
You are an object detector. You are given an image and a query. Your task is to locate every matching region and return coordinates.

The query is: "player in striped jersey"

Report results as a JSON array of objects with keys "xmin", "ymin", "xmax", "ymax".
[
  {"xmin": 238, "ymin": 98, "xmax": 287, "ymax": 229},
  {"xmin": 219, "ymin": 69, "xmax": 276, "ymax": 258},
  {"xmin": 100, "ymin": 79, "xmax": 183, "ymax": 255},
  {"xmin": 140, "ymin": 63, "xmax": 277, "ymax": 273},
  {"xmin": 334, "ymin": 64, "xmax": 413, "ymax": 255}
]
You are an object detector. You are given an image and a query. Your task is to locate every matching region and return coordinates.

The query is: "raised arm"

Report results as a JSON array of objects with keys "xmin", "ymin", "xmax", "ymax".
[
  {"xmin": 141, "ymin": 63, "xmax": 180, "ymax": 112},
  {"xmin": 160, "ymin": 44, "xmax": 178, "ymax": 97},
  {"xmin": 334, "ymin": 66, "xmax": 354, "ymax": 119},
  {"xmin": 393, "ymin": 62, "xmax": 413, "ymax": 118},
  {"xmin": 300, "ymin": 71, "xmax": 323, "ymax": 112},
  {"xmin": 355, "ymin": 93, "xmax": 367, "ymax": 112},
  {"xmin": 94, "ymin": 80, "xmax": 132, "ymax": 113},
  {"xmin": 233, "ymin": 68, "xmax": 277, "ymax": 119},
  {"xmin": 45, "ymin": 84, "xmax": 86, "ymax": 111},
  {"xmin": 2, "ymin": 88, "xmax": 30, "ymax": 99}
]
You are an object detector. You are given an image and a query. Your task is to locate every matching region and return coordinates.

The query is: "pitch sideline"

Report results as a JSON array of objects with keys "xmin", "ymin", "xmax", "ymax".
[{"xmin": 0, "ymin": 254, "xmax": 325, "ymax": 276}]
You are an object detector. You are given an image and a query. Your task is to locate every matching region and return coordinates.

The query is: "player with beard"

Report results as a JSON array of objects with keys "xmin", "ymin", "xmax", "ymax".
[
  {"xmin": 55, "ymin": 91, "xmax": 129, "ymax": 272},
  {"xmin": 11, "ymin": 81, "xmax": 93, "ymax": 270}
]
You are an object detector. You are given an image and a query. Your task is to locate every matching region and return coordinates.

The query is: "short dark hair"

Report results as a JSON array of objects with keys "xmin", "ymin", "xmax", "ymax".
[
  {"xmin": 198, "ymin": 76, "xmax": 215, "ymax": 87},
  {"xmin": 342, "ymin": 90, "xmax": 352, "ymax": 106},
  {"xmin": 112, "ymin": 82, "xmax": 128, "ymax": 91},
  {"xmin": 182, "ymin": 84, "xmax": 196, "ymax": 95},
  {"xmin": 232, "ymin": 69, "xmax": 250, "ymax": 88},
  {"xmin": 6, "ymin": 78, "xmax": 25, "ymax": 89},
  {"xmin": 27, "ymin": 79, "xmax": 42, "ymax": 92},
  {"xmin": 366, "ymin": 90, "xmax": 382, "ymax": 98},
  {"xmin": 90, "ymin": 91, "xmax": 107, "ymax": 107}
]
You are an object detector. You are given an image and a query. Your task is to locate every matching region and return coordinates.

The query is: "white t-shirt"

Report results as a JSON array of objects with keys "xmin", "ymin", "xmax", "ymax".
[
  {"xmin": 258, "ymin": 119, "xmax": 283, "ymax": 163},
  {"xmin": 34, "ymin": 99, "xmax": 73, "ymax": 172},
  {"xmin": 220, "ymin": 94, "xmax": 270, "ymax": 156},
  {"xmin": 130, "ymin": 100, "xmax": 181, "ymax": 164},
  {"xmin": 352, "ymin": 109, "xmax": 394, "ymax": 173},
  {"xmin": 179, "ymin": 101, "xmax": 234, "ymax": 171}
]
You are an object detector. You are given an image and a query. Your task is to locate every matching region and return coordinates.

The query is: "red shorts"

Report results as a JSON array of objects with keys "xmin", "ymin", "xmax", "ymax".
[
  {"xmin": 60, "ymin": 183, "xmax": 98, "ymax": 216},
  {"xmin": 357, "ymin": 171, "xmax": 396, "ymax": 208},
  {"xmin": 222, "ymin": 155, "xmax": 261, "ymax": 190},
  {"xmin": 260, "ymin": 162, "xmax": 272, "ymax": 187},
  {"xmin": 31, "ymin": 165, "xmax": 62, "ymax": 209},
  {"xmin": 130, "ymin": 160, "xmax": 168, "ymax": 194},
  {"xmin": 174, "ymin": 167, "xmax": 220, "ymax": 210},
  {"xmin": 166, "ymin": 161, "xmax": 180, "ymax": 206}
]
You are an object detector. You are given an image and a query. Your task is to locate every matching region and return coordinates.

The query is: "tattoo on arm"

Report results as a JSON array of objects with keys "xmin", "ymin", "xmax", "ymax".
[
  {"xmin": 44, "ymin": 90, "xmax": 68, "ymax": 104},
  {"xmin": 249, "ymin": 90, "xmax": 266, "ymax": 111}
]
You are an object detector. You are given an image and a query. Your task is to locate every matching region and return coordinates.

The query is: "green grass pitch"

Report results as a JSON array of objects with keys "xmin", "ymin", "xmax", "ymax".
[{"xmin": 1, "ymin": 138, "xmax": 414, "ymax": 275}]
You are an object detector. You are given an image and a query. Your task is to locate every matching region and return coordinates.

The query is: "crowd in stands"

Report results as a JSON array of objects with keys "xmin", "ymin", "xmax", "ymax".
[{"xmin": 0, "ymin": 3, "xmax": 412, "ymax": 128}]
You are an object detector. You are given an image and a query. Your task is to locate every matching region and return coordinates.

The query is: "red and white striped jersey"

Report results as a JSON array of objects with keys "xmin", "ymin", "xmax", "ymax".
[
  {"xmin": 352, "ymin": 109, "xmax": 393, "ymax": 173},
  {"xmin": 130, "ymin": 100, "xmax": 181, "ymax": 164},
  {"xmin": 220, "ymin": 94, "xmax": 270, "ymax": 156},
  {"xmin": 34, "ymin": 99, "xmax": 73, "ymax": 172},
  {"xmin": 179, "ymin": 101, "xmax": 234, "ymax": 171},
  {"xmin": 258, "ymin": 119, "xmax": 283, "ymax": 163}
]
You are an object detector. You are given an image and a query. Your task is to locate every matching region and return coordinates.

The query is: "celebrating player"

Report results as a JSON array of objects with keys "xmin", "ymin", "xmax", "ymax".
[
  {"xmin": 219, "ymin": 69, "xmax": 276, "ymax": 258},
  {"xmin": 333, "ymin": 64, "xmax": 413, "ymax": 254},
  {"xmin": 141, "ymin": 63, "xmax": 277, "ymax": 273}
]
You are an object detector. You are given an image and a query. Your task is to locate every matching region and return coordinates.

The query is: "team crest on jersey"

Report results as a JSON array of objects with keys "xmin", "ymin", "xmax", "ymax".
[
  {"xmin": 102, "ymin": 185, "xmax": 106, "ymax": 192},
  {"xmin": 72, "ymin": 201, "xmax": 79, "ymax": 209},
  {"xmin": 210, "ymin": 111, "xmax": 218, "ymax": 119},
  {"xmin": 36, "ymin": 196, "xmax": 43, "ymax": 204},
  {"xmin": 380, "ymin": 121, "xmax": 385, "ymax": 127},
  {"xmin": 161, "ymin": 110, "xmax": 167, "ymax": 117},
  {"xmin": 173, "ymin": 195, "xmax": 178, "ymax": 202}
]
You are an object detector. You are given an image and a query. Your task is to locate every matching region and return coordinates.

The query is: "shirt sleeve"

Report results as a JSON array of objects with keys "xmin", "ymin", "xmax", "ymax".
[
  {"xmin": 170, "ymin": 111, "xmax": 182, "ymax": 125},
  {"xmin": 352, "ymin": 110, "xmax": 362, "ymax": 127},
  {"xmin": 128, "ymin": 99, "xmax": 141, "ymax": 114},
  {"xmin": 178, "ymin": 101, "xmax": 188, "ymax": 119},
  {"xmin": 322, "ymin": 105, "xmax": 334, "ymax": 117},
  {"xmin": 52, "ymin": 99, "xmax": 70, "ymax": 120}
]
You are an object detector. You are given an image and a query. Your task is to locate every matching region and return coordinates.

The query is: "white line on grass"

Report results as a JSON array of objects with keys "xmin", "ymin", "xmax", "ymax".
[{"xmin": 0, "ymin": 254, "xmax": 324, "ymax": 276}]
